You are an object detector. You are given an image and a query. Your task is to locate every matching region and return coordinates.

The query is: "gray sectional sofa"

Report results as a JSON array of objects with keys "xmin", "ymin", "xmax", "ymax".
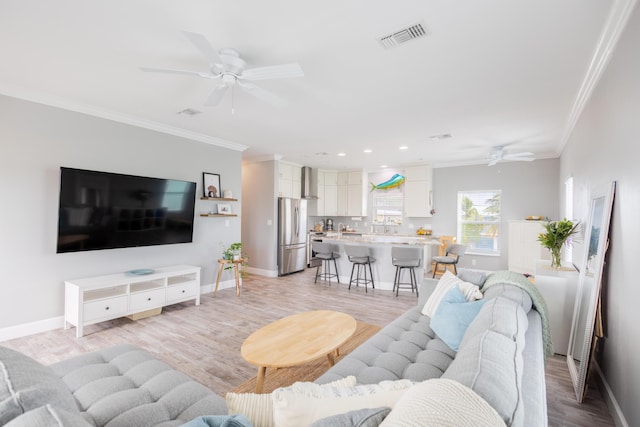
[
  {"xmin": 316, "ymin": 270, "xmax": 549, "ymax": 427},
  {"xmin": 0, "ymin": 344, "xmax": 228, "ymax": 426}
]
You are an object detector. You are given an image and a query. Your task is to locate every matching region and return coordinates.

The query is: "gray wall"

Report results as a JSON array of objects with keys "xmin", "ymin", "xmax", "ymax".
[
  {"xmin": 0, "ymin": 95, "xmax": 242, "ymax": 329},
  {"xmin": 560, "ymin": 5, "xmax": 640, "ymax": 425},
  {"xmin": 431, "ymin": 159, "xmax": 559, "ymax": 271},
  {"xmin": 241, "ymin": 160, "xmax": 277, "ymax": 273}
]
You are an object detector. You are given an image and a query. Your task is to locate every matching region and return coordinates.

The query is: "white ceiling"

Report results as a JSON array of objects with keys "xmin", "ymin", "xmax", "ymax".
[{"xmin": 0, "ymin": 0, "xmax": 621, "ymax": 170}]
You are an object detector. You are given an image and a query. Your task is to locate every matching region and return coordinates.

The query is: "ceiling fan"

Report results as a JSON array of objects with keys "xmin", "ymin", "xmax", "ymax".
[
  {"xmin": 487, "ymin": 145, "xmax": 535, "ymax": 166},
  {"xmin": 140, "ymin": 31, "xmax": 304, "ymax": 110}
]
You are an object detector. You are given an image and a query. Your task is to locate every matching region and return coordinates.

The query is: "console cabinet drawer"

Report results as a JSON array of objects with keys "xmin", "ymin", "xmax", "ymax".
[
  {"xmin": 166, "ymin": 281, "xmax": 197, "ymax": 303},
  {"xmin": 84, "ymin": 296, "xmax": 128, "ymax": 322},
  {"xmin": 130, "ymin": 288, "xmax": 166, "ymax": 312}
]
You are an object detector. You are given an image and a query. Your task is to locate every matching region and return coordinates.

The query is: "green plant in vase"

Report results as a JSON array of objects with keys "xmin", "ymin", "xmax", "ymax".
[
  {"xmin": 220, "ymin": 242, "xmax": 249, "ymax": 276},
  {"xmin": 537, "ymin": 218, "xmax": 579, "ymax": 268}
]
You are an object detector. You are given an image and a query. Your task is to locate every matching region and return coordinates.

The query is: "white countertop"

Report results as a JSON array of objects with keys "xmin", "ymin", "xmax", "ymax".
[{"xmin": 322, "ymin": 233, "xmax": 442, "ymax": 246}]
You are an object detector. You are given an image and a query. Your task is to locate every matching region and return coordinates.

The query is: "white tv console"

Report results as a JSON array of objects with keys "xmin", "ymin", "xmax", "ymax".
[{"xmin": 64, "ymin": 265, "xmax": 201, "ymax": 338}]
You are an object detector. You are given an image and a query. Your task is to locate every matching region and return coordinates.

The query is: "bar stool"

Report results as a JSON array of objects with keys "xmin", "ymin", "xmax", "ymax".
[
  {"xmin": 432, "ymin": 244, "xmax": 467, "ymax": 278},
  {"xmin": 391, "ymin": 246, "xmax": 422, "ymax": 297},
  {"xmin": 344, "ymin": 245, "xmax": 376, "ymax": 292},
  {"xmin": 312, "ymin": 241, "xmax": 341, "ymax": 284}
]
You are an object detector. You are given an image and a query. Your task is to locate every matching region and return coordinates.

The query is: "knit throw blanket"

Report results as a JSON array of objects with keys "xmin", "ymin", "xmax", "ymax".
[{"xmin": 482, "ymin": 270, "xmax": 553, "ymax": 358}]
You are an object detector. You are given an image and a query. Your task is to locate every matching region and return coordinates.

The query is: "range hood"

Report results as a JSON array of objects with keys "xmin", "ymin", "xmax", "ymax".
[{"xmin": 301, "ymin": 166, "xmax": 318, "ymax": 199}]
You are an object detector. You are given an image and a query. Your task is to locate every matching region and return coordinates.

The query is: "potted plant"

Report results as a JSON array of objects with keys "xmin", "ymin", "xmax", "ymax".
[
  {"xmin": 537, "ymin": 218, "xmax": 579, "ymax": 268},
  {"xmin": 220, "ymin": 242, "xmax": 249, "ymax": 275}
]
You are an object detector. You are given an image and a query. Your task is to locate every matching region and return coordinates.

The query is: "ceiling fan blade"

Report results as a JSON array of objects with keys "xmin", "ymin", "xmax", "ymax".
[
  {"xmin": 181, "ymin": 31, "xmax": 222, "ymax": 68},
  {"xmin": 504, "ymin": 151, "xmax": 534, "ymax": 158},
  {"xmin": 241, "ymin": 63, "xmax": 304, "ymax": 81},
  {"xmin": 139, "ymin": 67, "xmax": 216, "ymax": 79},
  {"xmin": 204, "ymin": 84, "xmax": 229, "ymax": 106},
  {"xmin": 238, "ymin": 81, "xmax": 287, "ymax": 107},
  {"xmin": 508, "ymin": 156, "xmax": 535, "ymax": 162},
  {"xmin": 488, "ymin": 159, "xmax": 500, "ymax": 167}
]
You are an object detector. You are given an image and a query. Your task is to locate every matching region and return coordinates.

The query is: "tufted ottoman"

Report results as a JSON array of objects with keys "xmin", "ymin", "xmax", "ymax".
[{"xmin": 1, "ymin": 344, "xmax": 227, "ymax": 427}]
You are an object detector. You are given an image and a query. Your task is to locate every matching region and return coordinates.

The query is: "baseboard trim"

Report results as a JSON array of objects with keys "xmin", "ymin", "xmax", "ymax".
[
  {"xmin": 245, "ymin": 266, "xmax": 278, "ymax": 277},
  {"xmin": 594, "ymin": 361, "xmax": 628, "ymax": 427},
  {"xmin": 0, "ymin": 285, "xmax": 229, "ymax": 342},
  {"xmin": 0, "ymin": 316, "xmax": 64, "ymax": 342}
]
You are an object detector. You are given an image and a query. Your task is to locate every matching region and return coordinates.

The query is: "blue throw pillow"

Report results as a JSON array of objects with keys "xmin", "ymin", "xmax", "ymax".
[
  {"xmin": 180, "ymin": 415, "xmax": 253, "ymax": 427},
  {"xmin": 430, "ymin": 285, "xmax": 486, "ymax": 351}
]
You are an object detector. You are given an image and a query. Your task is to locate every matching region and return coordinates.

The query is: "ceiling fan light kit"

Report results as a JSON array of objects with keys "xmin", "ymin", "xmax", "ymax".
[{"xmin": 140, "ymin": 31, "xmax": 304, "ymax": 112}]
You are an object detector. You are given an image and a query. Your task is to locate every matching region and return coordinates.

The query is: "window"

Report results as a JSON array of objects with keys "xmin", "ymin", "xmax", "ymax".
[
  {"xmin": 457, "ymin": 190, "xmax": 501, "ymax": 255},
  {"xmin": 372, "ymin": 193, "xmax": 403, "ymax": 227}
]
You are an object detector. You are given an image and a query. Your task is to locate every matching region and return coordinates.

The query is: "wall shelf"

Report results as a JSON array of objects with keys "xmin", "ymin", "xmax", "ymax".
[
  {"xmin": 200, "ymin": 197, "xmax": 238, "ymax": 202},
  {"xmin": 200, "ymin": 213, "xmax": 238, "ymax": 217}
]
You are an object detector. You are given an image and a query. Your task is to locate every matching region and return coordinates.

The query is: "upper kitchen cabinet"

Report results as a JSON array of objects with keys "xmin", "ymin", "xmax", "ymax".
[
  {"xmin": 277, "ymin": 161, "xmax": 302, "ymax": 198},
  {"xmin": 404, "ymin": 165, "xmax": 433, "ymax": 217},
  {"xmin": 310, "ymin": 169, "xmax": 367, "ymax": 217}
]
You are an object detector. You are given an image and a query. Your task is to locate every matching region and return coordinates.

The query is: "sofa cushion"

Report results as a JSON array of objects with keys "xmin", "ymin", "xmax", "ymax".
[
  {"xmin": 379, "ymin": 378, "xmax": 505, "ymax": 427},
  {"xmin": 226, "ymin": 377, "xmax": 356, "ymax": 427},
  {"xmin": 272, "ymin": 380, "xmax": 413, "ymax": 427},
  {"xmin": 430, "ymin": 285, "xmax": 487, "ymax": 351},
  {"xmin": 310, "ymin": 407, "xmax": 391, "ymax": 427},
  {"xmin": 49, "ymin": 344, "xmax": 227, "ymax": 426},
  {"xmin": 459, "ymin": 296, "xmax": 529, "ymax": 351},
  {"xmin": 442, "ymin": 330, "xmax": 524, "ymax": 426},
  {"xmin": 316, "ymin": 307, "xmax": 455, "ymax": 385},
  {"xmin": 457, "ymin": 269, "xmax": 488, "ymax": 286},
  {"xmin": 421, "ymin": 271, "xmax": 482, "ymax": 318},
  {"xmin": 4, "ymin": 404, "xmax": 93, "ymax": 427},
  {"xmin": 179, "ymin": 414, "xmax": 253, "ymax": 427},
  {"xmin": 0, "ymin": 346, "xmax": 80, "ymax": 425}
]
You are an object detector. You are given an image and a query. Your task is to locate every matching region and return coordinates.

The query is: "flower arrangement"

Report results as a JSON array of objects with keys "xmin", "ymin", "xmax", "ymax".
[{"xmin": 537, "ymin": 218, "xmax": 579, "ymax": 268}]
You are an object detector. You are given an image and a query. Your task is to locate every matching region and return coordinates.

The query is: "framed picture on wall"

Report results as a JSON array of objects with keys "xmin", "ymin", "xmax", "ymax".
[
  {"xmin": 203, "ymin": 172, "xmax": 221, "ymax": 198},
  {"xmin": 217, "ymin": 203, "xmax": 231, "ymax": 214}
]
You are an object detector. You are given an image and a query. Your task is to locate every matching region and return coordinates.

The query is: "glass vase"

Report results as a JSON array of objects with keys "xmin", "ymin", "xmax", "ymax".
[{"xmin": 550, "ymin": 247, "xmax": 562, "ymax": 269}]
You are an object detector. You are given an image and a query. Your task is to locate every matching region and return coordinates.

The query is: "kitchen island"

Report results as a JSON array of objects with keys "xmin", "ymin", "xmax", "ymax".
[{"xmin": 320, "ymin": 234, "xmax": 441, "ymax": 291}]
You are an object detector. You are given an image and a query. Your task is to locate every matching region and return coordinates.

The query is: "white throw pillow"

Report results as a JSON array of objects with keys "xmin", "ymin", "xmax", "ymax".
[
  {"xmin": 380, "ymin": 378, "xmax": 506, "ymax": 427},
  {"xmin": 226, "ymin": 376, "xmax": 356, "ymax": 427},
  {"xmin": 422, "ymin": 271, "xmax": 482, "ymax": 317},
  {"xmin": 272, "ymin": 379, "xmax": 414, "ymax": 427}
]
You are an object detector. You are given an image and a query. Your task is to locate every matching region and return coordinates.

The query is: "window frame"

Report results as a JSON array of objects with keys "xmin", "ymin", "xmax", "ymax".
[{"xmin": 457, "ymin": 189, "xmax": 502, "ymax": 256}]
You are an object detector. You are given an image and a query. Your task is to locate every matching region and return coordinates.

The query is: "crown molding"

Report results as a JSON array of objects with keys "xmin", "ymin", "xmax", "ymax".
[
  {"xmin": 559, "ymin": 0, "xmax": 637, "ymax": 153},
  {"xmin": 0, "ymin": 86, "xmax": 248, "ymax": 152}
]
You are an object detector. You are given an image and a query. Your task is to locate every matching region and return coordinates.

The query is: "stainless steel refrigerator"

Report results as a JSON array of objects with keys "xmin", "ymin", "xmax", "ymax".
[{"xmin": 278, "ymin": 197, "xmax": 308, "ymax": 276}]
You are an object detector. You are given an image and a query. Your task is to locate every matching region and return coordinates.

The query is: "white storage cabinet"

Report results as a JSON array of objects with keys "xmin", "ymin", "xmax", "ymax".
[{"xmin": 65, "ymin": 265, "xmax": 200, "ymax": 338}]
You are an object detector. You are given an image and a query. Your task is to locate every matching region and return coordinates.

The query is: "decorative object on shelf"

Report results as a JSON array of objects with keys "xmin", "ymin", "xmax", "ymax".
[
  {"xmin": 217, "ymin": 203, "xmax": 231, "ymax": 214},
  {"xmin": 203, "ymin": 172, "xmax": 221, "ymax": 198},
  {"xmin": 127, "ymin": 269, "xmax": 154, "ymax": 275},
  {"xmin": 370, "ymin": 173, "xmax": 405, "ymax": 191},
  {"xmin": 223, "ymin": 190, "xmax": 233, "ymax": 199},
  {"xmin": 537, "ymin": 217, "xmax": 580, "ymax": 269}
]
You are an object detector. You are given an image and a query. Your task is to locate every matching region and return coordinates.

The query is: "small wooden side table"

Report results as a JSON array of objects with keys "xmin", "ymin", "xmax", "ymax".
[{"xmin": 214, "ymin": 258, "xmax": 244, "ymax": 296}]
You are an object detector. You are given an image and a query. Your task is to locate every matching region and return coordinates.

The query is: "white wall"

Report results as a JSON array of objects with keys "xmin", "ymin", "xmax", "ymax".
[
  {"xmin": 431, "ymin": 159, "xmax": 559, "ymax": 271},
  {"xmin": 560, "ymin": 4, "xmax": 640, "ymax": 425},
  {"xmin": 0, "ymin": 95, "xmax": 242, "ymax": 331},
  {"xmin": 241, "ymin": 160, "xmax": 278, "ymax": 274}
]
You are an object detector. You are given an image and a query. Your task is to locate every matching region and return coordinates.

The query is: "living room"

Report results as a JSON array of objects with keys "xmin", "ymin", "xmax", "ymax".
[{"xmin": 2, "ymin": 1, "xmax": 639, "ymax": 426}]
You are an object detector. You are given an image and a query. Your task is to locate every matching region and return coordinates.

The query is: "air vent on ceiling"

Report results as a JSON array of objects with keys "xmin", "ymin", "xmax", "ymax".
[{"xmin": 378, "ymin": 22, "xmax": 429, "ymax": 49}]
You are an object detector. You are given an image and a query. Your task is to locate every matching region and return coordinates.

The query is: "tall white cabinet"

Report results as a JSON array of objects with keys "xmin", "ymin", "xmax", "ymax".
[
  {"xmin": 404, "ymin": 165, "xmax": 433, "ymax": 217},
  {"xmin": 277, "ymin": 161, "xmax": 302, "ymax": 198},
  {"xmin": 507, "ymin": 220, "xmax": 550, "ymax": 274}
]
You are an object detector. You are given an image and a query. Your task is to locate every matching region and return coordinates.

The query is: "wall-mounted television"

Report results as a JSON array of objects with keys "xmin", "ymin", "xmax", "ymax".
[{"xmin": 57, "ymin": 167, "xmax": 197, "ymax": 253}]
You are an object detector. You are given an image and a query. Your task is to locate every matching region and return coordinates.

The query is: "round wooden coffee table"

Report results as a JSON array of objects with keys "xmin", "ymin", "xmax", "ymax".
[{"xmin": 241, "ymin": 310, "xmax": 357, "ymax": 393}]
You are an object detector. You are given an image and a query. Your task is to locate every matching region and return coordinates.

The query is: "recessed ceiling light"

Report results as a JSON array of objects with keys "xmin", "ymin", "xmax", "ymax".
[
  {"xmin": 364, "ymin": 149, "xmax": 372, "ymax": 153},
  {"xmin": 429, "ymin": 133, "xmax": 452, "ymax": 140},
  {"xmin": 399, "ymin": 145, "xmax": 409, "ymax": 150},
  {"xmin": 337, "ymin": 152, "xmax": 346, "ymax": 157},
  {"xmin": 380, "ymin": 165, "xmax": 388, "ymax": 168}
]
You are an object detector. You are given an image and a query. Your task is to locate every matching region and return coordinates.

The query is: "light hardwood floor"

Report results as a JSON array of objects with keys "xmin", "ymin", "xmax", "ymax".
[{"xmin": 3, "ymin": 269, "xmax": 615, "ymax": 426}]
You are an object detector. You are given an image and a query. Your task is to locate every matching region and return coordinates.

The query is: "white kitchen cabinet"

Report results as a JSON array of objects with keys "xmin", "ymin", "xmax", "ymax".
[
  {"xmin": 404, "ymin": 165, "xmax": 433, "ymax": 217},
  {"xmin": 65, "ymin": 265, "xmax": 200, "ymax": 338},
  {"xmin": 508, "ymin": 221, "xmax": 550, "ymax": 274},
  {"xmin": 324, "ymin": 184, "xmax": 338, "ymax": 216},
  {"xmin": 337, "ymin": 185, "xmax": 348, "ymax": 216},
  {"xmin": 277, "ymin": 162, "xmax": 302, "ymax": 198}
]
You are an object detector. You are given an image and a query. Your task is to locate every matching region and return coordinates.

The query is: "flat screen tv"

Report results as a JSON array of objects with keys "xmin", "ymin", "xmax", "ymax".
[{"xmin": 57, "ymin": 167, "xmax": 197, "ymax": 253}]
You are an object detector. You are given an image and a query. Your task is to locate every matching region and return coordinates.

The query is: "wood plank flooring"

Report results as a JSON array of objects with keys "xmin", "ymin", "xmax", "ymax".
[{"xmin": 2, "ymin": 269, "xmax": 614, "ymax": 426}]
